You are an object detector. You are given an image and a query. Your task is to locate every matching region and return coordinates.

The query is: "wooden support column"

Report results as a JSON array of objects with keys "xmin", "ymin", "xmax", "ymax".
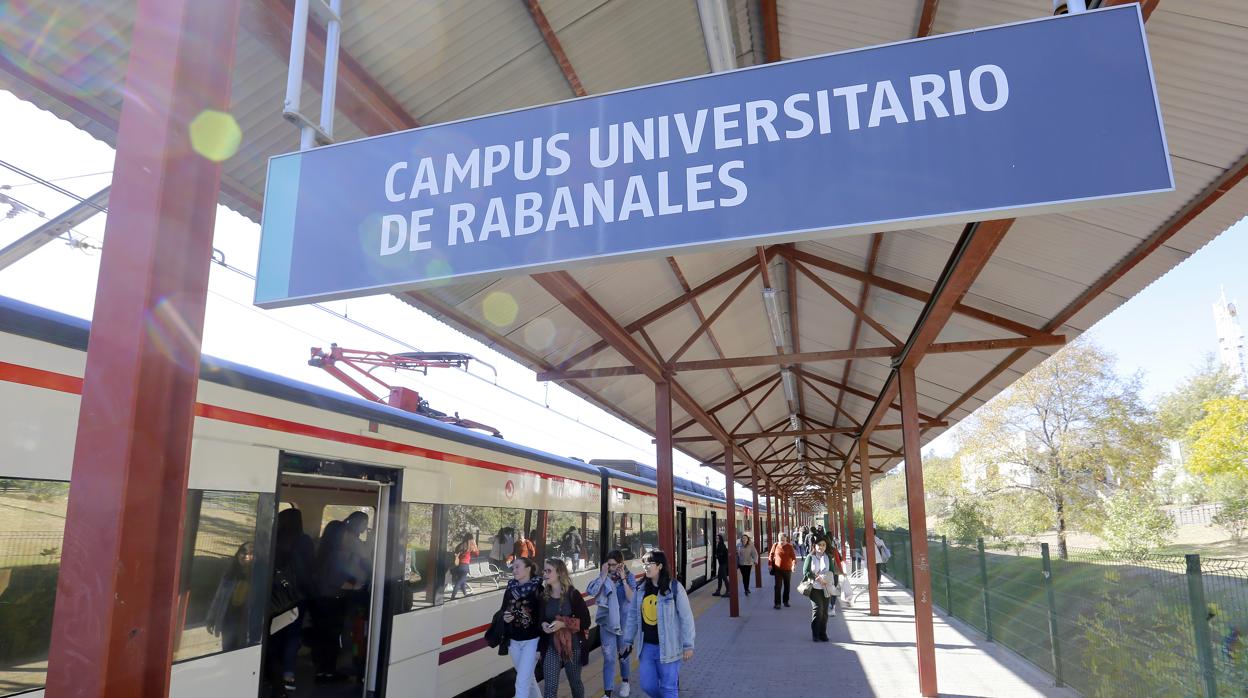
[
  {"xmin": 750, "ymin": 465, "xmax": 763, "ymax": 588},
  {"xmin": 44, "ymin": 0, "xmax": 243, "ymax": 695},
  {"xmin": 656, "ymin": 382, "xmax": 676, "ymax": 556},
  {"xmin": 860, "ymin": 434, "xmax": 880, "ymax": 615},
  {"xmin": 725, "ymin": 446, "xmax": 740, "ymax": 617},
  {"xmin": 845, "ymin": 464, "xmax": 856, "ymax": 569},
  {"xmin": 900, "ymin": 365, "xmax": 938, "ymax": 697}
]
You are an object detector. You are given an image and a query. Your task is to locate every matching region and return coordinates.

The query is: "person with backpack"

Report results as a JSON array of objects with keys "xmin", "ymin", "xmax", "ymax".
[
  {"xmin": 620, "ymin": 550, "xmax": 695, "ymax": 698},
  {"xmin": 560, "ymin": 525, "xmax": 583, "ymax": 571},
  {"xmin": 451, "ymin": 532, "xmax": 479, "ymax": 599},
  {"xmin": 586, "ymin": 550, "xmax": 635, "ymax": 698},
  {"xmin": 768, "ymin": 533, "xmax": 797, "ymax": 609},
  {"xmin": 874, "ymin": 533, "xmax": 891, "ymax": 580}
]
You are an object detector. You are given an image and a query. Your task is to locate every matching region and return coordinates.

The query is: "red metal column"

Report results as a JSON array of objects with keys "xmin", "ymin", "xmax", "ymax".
[
  {"xmin": 750, "ymin": 465, "xmax": 762, "ymax": 588},
  {"xmin": 900, "ymin": 365, "xmax": 938, "ymax": 697},
  {"xmin": 724, "ymin": 446, "xmax": 740, "ymax": 616},
  {"xmin": 44, "ymin": 0, "xmax": 242, "ymax": 695},
  {"xmin": 656, "ymin": 382, "xmax": 676, "ymax": 557},
  {"xmin": 845, "ymin": 464, "xmax": 856, "ymax": 569},
  {"xmin": 860, "ymin": 434, "xmax": 880, "ymax": 615}
]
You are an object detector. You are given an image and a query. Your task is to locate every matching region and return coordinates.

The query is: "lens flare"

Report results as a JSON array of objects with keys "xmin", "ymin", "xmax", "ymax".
[
  {"xmin": 189, "ymin": 110, "xmax": 242, "ymax": 162},
  {"xmin": 523, "ymin": 317, "xmax": 557, "ymax": 351},
  {"xmin": 145, "ymin": 296, "xmax": 201, "ymax": 371},
  {"xmin": 483, "ymin": 291, "xmax": 518, "ymax": 328}
]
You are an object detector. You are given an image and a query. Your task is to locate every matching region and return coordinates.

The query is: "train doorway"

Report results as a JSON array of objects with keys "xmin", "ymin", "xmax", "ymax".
[{"xmin": 264, "ymin": 455, "xmax": 402, "ymax": 698}]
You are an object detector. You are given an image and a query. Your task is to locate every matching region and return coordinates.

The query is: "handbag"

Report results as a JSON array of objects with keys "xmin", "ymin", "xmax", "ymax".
[
  {"xmin": 268, "ymin": 563, "xmax": 303, "ymax": 617},
  {"xmin": 796, "ymin": 578, "xmax": 813, "ymax": 597}
]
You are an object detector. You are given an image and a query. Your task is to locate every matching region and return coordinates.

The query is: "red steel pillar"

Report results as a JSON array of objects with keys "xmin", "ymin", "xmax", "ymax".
[
  {"xmin": 750, "ymin": 465, "xmax": 762, "ymax": 588},
  {"xmin": 656, "ymin": 382, "xmax": 676, "ymax": 557},
  {"xmin": 845, "ymin": 464, "xmax": 856, "ymax": 569},
  {"xmin": 860, "ymin": 434, "xmax": 880, "ymax": 616},
  {"xmin": 900, "ymin": 365, "xmax": 938, "ymax": 697},
  {"xmin": 724, "ymin": 446, "xmax": 740, "ymax": 616},
  {"xmin": 44, "ymin": 0, "xmax": 242, "ymax": 695}
]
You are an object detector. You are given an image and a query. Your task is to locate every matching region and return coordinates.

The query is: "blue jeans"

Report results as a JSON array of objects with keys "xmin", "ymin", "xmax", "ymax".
[
  {"xmin": 599, "ymin": 627, "xmax": 631, "ymax": 691},
  {"xmin": 638, "ymin": 643, "xmax": 679, "ymax": 698}
]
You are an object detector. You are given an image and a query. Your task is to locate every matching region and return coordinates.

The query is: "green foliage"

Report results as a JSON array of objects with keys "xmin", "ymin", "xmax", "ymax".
[
  {"xmin": 985, "ymin": 489, "xmax": 1051, "ymax": 539},
  {"xmin": 1156, "ymin": 358, "xmax": 1245, "ymax": 440},
  {"xmin": 1099, "ymin": 491, "xmax": 1176, "ymax": 558},
  {"xmin": 938, "ymin": 498, "xmax": 995, "ymax": 545},
  {"xmin": 871, "ymin": 507, "xmax": 909, "ymax": 531},
  {"xmin": 1210, "ymin": 474, "xmax": 1248, "ymax": 542},
  {"xmin": 1076, "ymin": 568, "xmax": 1194, "ymax": 697},
  {"xmin": 1185, "ymin": 397, "xmax": 1248, "ymax": 479}
]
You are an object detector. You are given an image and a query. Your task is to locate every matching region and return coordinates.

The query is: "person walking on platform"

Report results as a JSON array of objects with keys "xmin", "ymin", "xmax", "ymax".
[
  {"xmin": 711, "ymin": 534, "xmax": 729, "ymax": 596},
  {"xmin": 736, "ymin": 534, "xmax": 758, "ymax": 597},
  {"xmin": 539, "ymin": 558, "xmax": 590, "ymax": 698},
  {"xmin": 586, "ymin": 550, "xmax": 635, "ymax": 698},
  {"xmin": 500, "ymin": 557, "xmax": 544, "ymax": 698},
  {"xmin": 873, "ymin": 533, "xmax": 891, "ymax": 581},
  {"xmin": 803, "ymin": 539, "xmax": 836, "ymax": 642},
  {"xmin": 621, "ymin": 550, "xmax": 695, "ymax": 698},
  {"xmin": 768, "ymin": 533, "xmax": 796, "ymax": 609}
]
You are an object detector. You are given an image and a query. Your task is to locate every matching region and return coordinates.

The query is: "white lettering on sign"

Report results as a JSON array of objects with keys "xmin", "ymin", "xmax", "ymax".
[{"xmin": 375, "ymin": 64, "xmax": 1011, "ymax": 258}]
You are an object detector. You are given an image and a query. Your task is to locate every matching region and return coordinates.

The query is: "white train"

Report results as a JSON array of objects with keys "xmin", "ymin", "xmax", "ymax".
[{"xmin": 0, "ymin": 296, "xmax": 766, "ymax": 698}]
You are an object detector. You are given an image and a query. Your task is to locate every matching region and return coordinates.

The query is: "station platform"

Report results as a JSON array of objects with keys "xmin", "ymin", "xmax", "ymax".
[{"xmin": 561, "ymin": 570, "xmax": 1076, "ymax": 697}]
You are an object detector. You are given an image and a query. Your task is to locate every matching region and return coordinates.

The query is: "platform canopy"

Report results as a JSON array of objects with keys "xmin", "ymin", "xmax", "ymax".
[{"xmin": 4, "ymin": 0, "xmax": 1247, "ymax": 506}]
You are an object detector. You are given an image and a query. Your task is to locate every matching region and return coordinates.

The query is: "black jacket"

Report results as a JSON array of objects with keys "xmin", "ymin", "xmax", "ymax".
[{"xmin": 484, "ymin": 609, "xmax": 509, "ymax": 655}]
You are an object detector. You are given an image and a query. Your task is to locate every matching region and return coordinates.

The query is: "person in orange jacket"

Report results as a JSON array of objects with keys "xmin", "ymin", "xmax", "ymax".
[
  {"xmin": 514, "ymin": 531, "xmax": 537, "ymax": 562},
  {"xmin": 768, "ymin": 533, "xmax": 797, "ymax": 609}
]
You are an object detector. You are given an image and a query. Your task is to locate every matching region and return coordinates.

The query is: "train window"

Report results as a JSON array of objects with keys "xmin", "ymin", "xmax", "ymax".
[
  {"xmin": 400, "ymin": 502, "xmax": 444, "ymax": 612},
  {"xmin": 443, "ymin": 505, "xmax": 530, "ymax": 597},
  {"xmin": 640, "ymin": 515, "xmax": 659, "ymax": 555},
  {"xmin": 690, "ymin": 517, "xmax": 707, "ymax": 548},
  {"xmin": 610, "ymin": 513, "xmax": 642, "ymax": 561},
  {"xmin": 545, "ymin": 511, "xmax": 599, "ymax": 572},
  {"xmin": 0, "ymin": 477, "xmax": 69, "ymax": 696},
  {"xmin": 172, "ymin": 490, "xmax": 268, "ymax": 662}
]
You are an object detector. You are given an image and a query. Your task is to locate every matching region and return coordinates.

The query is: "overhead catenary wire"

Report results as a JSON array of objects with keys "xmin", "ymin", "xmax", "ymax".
[{"xmin": 2, "ymin": 164, "xmax": 657, "ymax": 458}]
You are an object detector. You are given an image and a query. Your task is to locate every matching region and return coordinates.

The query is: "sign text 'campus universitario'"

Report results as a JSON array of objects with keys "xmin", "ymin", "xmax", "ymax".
[{"xmin": 255, "ymin": 6, "xmax": 1171, "ymax": 307}]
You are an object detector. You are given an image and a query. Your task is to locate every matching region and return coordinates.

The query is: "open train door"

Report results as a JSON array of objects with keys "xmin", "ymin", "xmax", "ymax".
[{"xmin": 675, "ymin": 507, "xmax": 687, "ymax": 587}]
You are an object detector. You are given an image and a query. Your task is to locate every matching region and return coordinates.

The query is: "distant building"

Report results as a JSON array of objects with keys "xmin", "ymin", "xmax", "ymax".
[
  {"xmin": 960, "ymin": 432, "xmax": 1040, "ymax": 492},
  {"xmin": 1213, "ymin": 287, "xmax": 1248, "ymax": 391}
]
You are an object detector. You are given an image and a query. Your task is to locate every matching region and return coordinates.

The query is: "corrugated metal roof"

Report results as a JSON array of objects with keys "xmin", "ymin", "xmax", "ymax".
[{"xmin": 2, "ymin": 0, "xmax": 1246, "ymax": 496}]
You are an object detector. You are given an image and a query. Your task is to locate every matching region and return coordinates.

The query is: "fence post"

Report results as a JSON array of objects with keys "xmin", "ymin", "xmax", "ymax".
[
  {"xmin": 978, "ymin": 537, "xmax": 992, "ymax": 641},
  {"xmin": 942, "ymin": 535, "xmax": 952, "ymax": 611},
  {"xmin": 901, "ymin": 535, "xmax": 911, "ymax": 588},
  {"xmin": 1040, "ymin": 543, "xmax": 1064, "ymax": 687},
  {"xmin": 1185, "ymin": 554, "xmax": 1218, "ymax": 698}
]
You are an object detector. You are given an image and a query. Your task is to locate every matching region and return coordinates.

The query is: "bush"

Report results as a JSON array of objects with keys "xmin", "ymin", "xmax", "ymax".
[
  {"xmin": 1210, "ymin": 475, "xmax": 1248, "ymax": 542},
  {"xmin": 938, "ymin": 499, "xmax": 995, "ymax": 545},
  {"xmin": 1099, "ymin": 491, "xmax": 1176, "ymax": 558}
]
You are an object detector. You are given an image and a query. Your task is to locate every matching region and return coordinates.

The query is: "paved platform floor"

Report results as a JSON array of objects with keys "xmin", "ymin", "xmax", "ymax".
[{"xmin": 559, "ymin": 570, "xmax": 1078, "ymax": 697}]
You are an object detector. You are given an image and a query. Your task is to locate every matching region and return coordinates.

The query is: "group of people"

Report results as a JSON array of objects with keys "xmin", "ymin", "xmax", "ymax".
[
  {"xmin": 494, "ymin": 549, "xmax": 695, "ymax": 698},
  {"xmin": 261, "ymin": 507, "xmax": 374, "ymax": 697}
]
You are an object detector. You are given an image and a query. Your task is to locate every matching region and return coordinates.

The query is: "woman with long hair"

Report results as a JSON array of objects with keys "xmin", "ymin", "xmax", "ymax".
[
  {"xmin": 586, "ymin": 550, "xmax": 635, "ymax": 697},
  {"xmin": 539, "ymin": 558, "xmax": 591, "ymax": 698},
  {"xmin": 451, "ymin": 531, "xmax": 479, "ymax": 599},
  {"xmin": 313, "ymin": 520, "xmax": 360, "ymax": 683},
  {"xmin": 207, "ymin": 542, "xmax": 254, "ymax": 651},
  {"xmin": 621, "ymin": 550, "xmax": 695, "ymax": 698},
  {"xmin": 499, "ymin": 556, "xmax": 543, "ymax": 698},
  {"xmin": 711, "ymin": 533, "xmax": 729, "ymax": 596},
  {"xmin": 736, "ymin": 534, "xmax": 758, "ymax": 597}
]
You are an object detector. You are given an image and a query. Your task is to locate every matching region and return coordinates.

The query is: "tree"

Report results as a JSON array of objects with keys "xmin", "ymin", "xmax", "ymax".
[
  {"xmin": 1155, "ymin": 358, "xmax": 1245, "ymax": 440},
  {"xmin": 1098, "ymin": 490, "xmax": 1175, "ymax": 558},
  {"xmin": 957, "ymin": 339, "xmax": 1165, "ymax": 558},
  {"xmin": 1210, "ymin": 474, "xmax": 1248, "ymax": 542},
  {"xmin": 1185, "ymin": 397, "xmax": 1248, "ymax": 478}
]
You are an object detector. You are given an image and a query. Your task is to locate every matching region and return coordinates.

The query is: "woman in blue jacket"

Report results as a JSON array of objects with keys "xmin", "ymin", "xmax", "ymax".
[
  {"xmin": 621, "ymin": 550, "xmax": 695, "ymax": 698},
  {"xmin": 585, "ymin": 550, "xmax": 635, "ymax": 697}
]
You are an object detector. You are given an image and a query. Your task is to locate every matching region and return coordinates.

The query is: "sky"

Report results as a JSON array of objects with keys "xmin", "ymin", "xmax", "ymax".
[{"xmin": 2, "ymin": 88, "xmax": 1246, "ymax": 486}]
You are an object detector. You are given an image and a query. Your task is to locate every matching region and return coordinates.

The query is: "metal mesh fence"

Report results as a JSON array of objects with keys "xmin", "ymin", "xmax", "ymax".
[{"xmin": 877, "ymin": 529, "xmax": 1248, "ymax": 697}]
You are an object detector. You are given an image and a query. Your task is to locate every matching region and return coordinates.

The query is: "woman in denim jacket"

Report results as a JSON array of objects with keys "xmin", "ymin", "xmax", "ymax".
[
  {"xmin": 620, "ymin": 550, "xmax": 695, "ymax": 698},
  {"xmin": 585, "ymin": 550, "xmax": 635, "ymax": 697}
]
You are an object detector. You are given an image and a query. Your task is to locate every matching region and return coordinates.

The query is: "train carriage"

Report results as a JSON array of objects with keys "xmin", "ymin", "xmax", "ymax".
[{"xmin": 0, "ymin": 296, "xmax": 761, "ymax": 698}]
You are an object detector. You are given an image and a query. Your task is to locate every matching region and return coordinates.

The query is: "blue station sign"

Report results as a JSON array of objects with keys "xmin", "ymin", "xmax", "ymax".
[{"xmin": 255, "ymin": 5, "xmax": 1170, "ymax": 308}]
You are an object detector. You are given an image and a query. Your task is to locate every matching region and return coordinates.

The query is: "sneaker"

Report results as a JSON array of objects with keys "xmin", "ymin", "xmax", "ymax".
[
  {"xmin": 619, "ymin": 682, "xmax": 631, "ymax": 698},
  {"xmin": 784, "ymin": 602, "xmax": 791, "ymax": 607},
  {"xmin": 774, "ymin": 604, "xmax": 781, "ymax": 609}
]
